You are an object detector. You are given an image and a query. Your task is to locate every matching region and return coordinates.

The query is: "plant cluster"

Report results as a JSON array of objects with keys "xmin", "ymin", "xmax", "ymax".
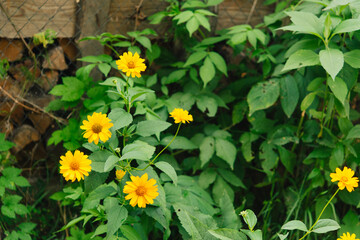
[{"xmin": 4, "ymin": 0, "xmax": 358, "ymax": 239}]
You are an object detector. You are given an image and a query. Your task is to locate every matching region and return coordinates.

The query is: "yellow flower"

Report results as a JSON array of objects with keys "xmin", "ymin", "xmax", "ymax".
[
  {"xmin": 123, "ymin": 173, "xmax": 159, "ymax": 208},
  {"xmin": 116, "ymin": 170, "xmax": 126, "ymax": 181},
  {"xmin": 115, "ymin": 51, "xmax": 146, "ymax": 78},
  {"xmin": 59, "ymin": 150, "xmax": 91, "ymax": 182},
  {"xmin": 80, "ymin": 112, "xmax": 113, "ymax": 145},
  {"xmin": 338, "ymin": 232, "xmax": 359, "ymax": 240},
  {"xmin": 330, "ymin": 166, "xmax": 359, "ymax": 192},
  {"xmin": 169, "ymin": 108, "xmax": 193, "ymax": 124}
]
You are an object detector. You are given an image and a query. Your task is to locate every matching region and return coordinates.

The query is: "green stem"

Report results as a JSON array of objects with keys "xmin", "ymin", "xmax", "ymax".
[
  {"xmin": 106, "ymin": 44, "xmax": 120, "ymax": 57},
  {"xmin": 318, "ymin": 77, "xmax": 329, "ymax": 138},
  {"xmin": 299, "ymin": 188, "xmax": 340, "ymax": 240},
  {"xmin": 291, "ymin": 110, "xmax": 305, "ymax": 152},
  {"xmin": 136, "ymin": 123, "xmax": 182, "ymax": 171}
]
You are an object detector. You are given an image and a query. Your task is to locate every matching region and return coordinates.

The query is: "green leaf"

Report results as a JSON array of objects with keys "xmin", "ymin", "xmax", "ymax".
[
  {"xmin": 144, "ymin": 207, "xmax": 169, "ymax": 229},
  {"xmin": 247, "ymin": 30, "xmax": 257, "ymax": 48},
  {"xmin": 136, "ymin": 120, "xmax": 171, "ymax": 137},
  {"xmin": 282, "ymin": 50, "xmax": 320, "ymax": 72},
  {"xmin": 230, "ymin": 32, "xmax": 247, "ymax": 44},
  {"xmin": 208, "ymin": 229, "xmax": 247, "ymax": 240},
  {"xmin": 173, "ymin": 204, "xmax": 202, "ymax": 239},
  {"xmin": 186, "ymin": 17, "xmax": 199, "ymax": 37},
  {"xmin": 209, "ymin": 52, "xmax": 227, "ymax": 76},
  {"xmin": 120, "ymin": 225, "xmax": 142, "ymax": 240},
  {"xmin": 194, "ymin": 13, "xmax": 211, "ymax": 31},
  {"xmin": 219, "ymin": 192, "xmax": 240, "ymax": 229},
  {"xmin": 344, "ymin": 50, "xmax": 360, "ymax": 68},
  {"xmin": 155, "ymin": 161, "xmax": 178, "ymax": 186},
  {"xmin": 0, "ymin": 133, "xmax": 15, "ymax": 151},
  {"xmin": 281, "ymin": 220, "xmax": 308, "ymax": 232},
  {"xmin": 161, "ymin": 136, "xmax": 197, "ymax": 150},
  {"xmin": 50, "ymin": 77, "xmax": 85, "ymax": 102},
  {"xmin": 198, "ymin": 168, "xmax": 217, "ymax": 189},
  {"xmin": 319, "ymin": 48, "xmax": 344, "ymax": 80},
  {"xmin": 98, "ymin": 63, "xmax": 111, "ymax": 76},
  {"xmin": 213, "ymin": 176, "xmax": 234, "ymax": 204},
  {"xmin": 135, "ymin": 36, "xmax": 152, "ymax": 51},
  {"xmin": 18, "ymin": 222, "xmax": 36, "ymax": 233},
  {"xmin": 104, "ymin": 197, "xmax": 128, "ymax": 237},
  {"xmin": 174, "ymin": 10, "xmax": 194, "ymax": 24},
  {"xmin": 184, "ymin": 51, "xmax": 207, "ymax": 67},
  {"xmin": 104, "ymin": 155, "xmax": 120, "ymax": 172},
  {"xmin": 240, "ymin": 132, "xmax": 259, "ymax": 162},
  {"xmin": 280, "ymin": 75, "xmax": 299, "ymax": 118},
  {"xmin": 333, "ymin": 19, "xmax": 360, "ymax": 34},
  {"xmin": 346, "ymin": 125, "xmax": 360, "ymax": 139},
  {"xmin": 241, "ymin": 229, "xmax": 262, "ymax": 240},
  {"xmin": 280, "ymin": 11, "xmax": 323, "ymax": 38},
  {"xmin": 277, "ymin": 146, "xmax": 295, "ymax": 173},
  {"xmin": 200, "ymin": 57, "xmax": 216, "ymax": 87},
  {"xmin": 312, "ymin": 219, "xmax": 340, "ymax": 233},
  {"xmin": 1, "ymin": 205, "xmax": 15, "ymax": 218},
  {"xmin": 241, "ymin": 209, "xmax": 257, "ymax": 231},
  {"xmin": 218, "ymin": 168, "xmax": 246, "ymax": 189},
  {"xmin": 215, "ymin": 138, "xmax": 236, "ymax": 169},
  {"xmin": 247, "ymin": 79, "xmax": 280, "ymax": 116},
  {"xmin": 301, "ymin": 92, "xmax": 317, "ymax": 111},
  {"xmin": 14, "ymin": 176, "xmax": 30, "ymax": 187},
  {"xmin": 120, "ymin": 140, "xmax": 155, "ymax": 161},
  {"xmin": 199, "ymin": 136, "xmax": 215, "ymax": 167},
  {"xmin": 108, "ymin": 108, "xmax": 133, "ymax": 130},
  {"xmin": 196, "ymin": 95, "xmax": 218, "ymax": 117},
  {"xmin": 79, "ymin": 55, "xmax": 112, "ymax": 63},
  {"xmin": 89, "ymin": 150, "xmax": 113, "ymax": 173},
  {"xmin": 327, "ymin": 77, "xmax": 348, "ymax": 105}
]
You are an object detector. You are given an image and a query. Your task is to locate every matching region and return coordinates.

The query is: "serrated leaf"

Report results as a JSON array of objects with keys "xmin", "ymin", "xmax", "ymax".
[
  {"xmin": 333, "ymin": 19, "xmax": 360, "ymax": 34},
  {"xmin": 160, "ymin": 136, "xmax": 197, "ymax": 150},
  {"xmin": 136, "ymin": 120, "xmax": 171, "ymax": 137},
  {"xmin": 98, "ymin": 63, "xmax": 111, "ymax": 76},
  {"xmin": 135, "ymin": 36, "xmax": 152, "ymax": 51},
  {"xmin": 0, "ymin": 133, "xmax": 15, "ymax": 151},
  {"xmin": 155, "ymin": 161, "xmax": 178, "ymax": 186},
  {"xmin": 312, "ymin": 219, "xmax": 340, "ymax": 233},
  {"xmin": 208, "ymin": 229, "xmax": 247, "ymax": 240},
  {"xmin": 247, "ymin": 80, "xmax": 280, "ymax": 116},
  {"xmin": 104, "ymin": 197, "xmax": 128, "ymax": 237},
  {"xmin": 199, "ymin": 136, "xmax": 215, "ymax": 167},
  {"xmin": 327, "ymin": 77, "xmax": 348, "ymax": 105},
  {"xmin": 319, "ymin": 48, "xmax": 344, "ymax": 80},
  {"xmin": 104, "ymin": 155, "xmax": 120, "ymax": 172},
  {"xmin": 120, "ymin": 140, "xmax": 155, "ymax": 161},
  {"xmin": 281, "ymin": 220, "xmax": 308, "ymax": 232},
  {"xmin": 282, "ymin": 50, "xmax": 320, "ymax": 71},
  {"xmin": 186, "ymin": 17, "xmax": 199, "ymax": 37},
  {"xmin": 219, "ymin": 192, "xmax": 240, "ymax": 229},
  {"xmin": 184, "ymin": 51, "xmax": 207, "ymax": 67},
  {"xmin": 215, "ymin": 138, "xmax": 236, "ymax": 169},
  {"xmin": 344, "ymin": 50, "xmax": 360, "ymax": 68},
  {"xmin": 209, "ymin": 52, "xmax": 227, "ymax": 76},
  {"xmin": 280, "ymin": 75, "xmax": 299, "ymax": 118},
  {"xmin": 194, "ymin": 13, "xmax": 211, "ymax": 31},
  {"xmin": 200, "ymin": 57, "xmax": 216, "ymax": 87},
  {"xmin": 50, "ymin": 77, "xmax": 85, "ymax": 102},
  {"xmin": 174, "ymin": 10, "xmax": 194, "ymax": 24},
  {"xmin": 108, "ymin": 108, "xmax": 133, "ymax": 130}
]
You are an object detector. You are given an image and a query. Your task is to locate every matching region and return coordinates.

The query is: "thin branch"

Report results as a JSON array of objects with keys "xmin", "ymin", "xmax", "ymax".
[
  {"xmin": 0, "ymin": 86, "xmax": 68, "ymax": 124},
  {"xmin": 246, "ymin": 0, "xmax": 259, "ymax": 25}
]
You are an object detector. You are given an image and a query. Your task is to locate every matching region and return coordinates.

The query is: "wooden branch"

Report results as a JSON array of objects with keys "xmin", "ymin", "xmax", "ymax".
[
  {"xmin": 0, "ymin": 86, "xmax": 67, "ymax": 125},
  {"xmin": 246, "ymin": 0, "xmax": 259, "ymax": 25}
]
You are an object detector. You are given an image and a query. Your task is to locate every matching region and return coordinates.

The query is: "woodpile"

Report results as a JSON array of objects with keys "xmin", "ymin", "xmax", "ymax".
[{"xmin": 0, "ymin": 37, "xmax": 77, "ymax": 157}]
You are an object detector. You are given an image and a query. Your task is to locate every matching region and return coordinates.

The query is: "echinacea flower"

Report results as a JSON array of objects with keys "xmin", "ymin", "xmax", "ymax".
[
  {"xmin": 330, "ymin": 166, "xmax": 359, "ymax": 192},
  {"xmin": 59, "ymin": 150, "xmax": 91, "ymax": 182},
  {"xmin": 123, "ymin": 173, "xmax": 159, "ymax": 208},
  {"xmin": 80, "ymin": 112, "xmax": 113, "ymax": 145},
  {"xmin": 169, "ymin": 108, "xmax": 193, "ymax": 124},
  {"xmin": 116, "ymin": 170, "xmax": 126, "ymax": 181},
  {"xmin": 337, "ymin": 232, "xmax": 359, "ymax": 240},
  {"xmin": 115, "ymin": 51, "xmax": 146, "ymax": 78}
]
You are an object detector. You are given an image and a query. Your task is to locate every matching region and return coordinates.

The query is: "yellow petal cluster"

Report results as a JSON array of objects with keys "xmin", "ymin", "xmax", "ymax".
[
  {"xmin": 123, "ymin": 173, "xmax": 159, "ymax": 208},
  {"xmin": 115, "ymin": 51, "xmax": 146, "ymax": 78},
  {"xmin": 169, "ymin": 108, "xmax": 193, "ymax": 124},
  {"xmin": 330, "ymin": 166, "xmax": 359, "ymax": 192},
  {"xmin": 338, "ymin": 232, "xmax": 359, "ymax": 240},
  {"xmin": 59, "ymin": 150, "xmax": 91, "ymax": 182},
  {"xmin": 116, "ymin": 170, "xmax": 126, "ymax": 181},
  {"xmin": 80, "ymin": 112, "xmax": 113, "ymax": 145}
]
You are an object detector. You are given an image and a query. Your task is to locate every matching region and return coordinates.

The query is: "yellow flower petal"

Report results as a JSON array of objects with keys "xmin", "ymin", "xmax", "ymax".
[{"xmin": 59, "ymin": 150, "xmax": 92, "ymax": 182}]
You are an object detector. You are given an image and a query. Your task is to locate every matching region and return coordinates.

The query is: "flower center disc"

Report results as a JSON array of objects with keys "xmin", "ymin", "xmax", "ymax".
[
  {"xmin": 127, "ymin": 61, "xmax": 136, "ymax": 69},
  {"xmin": 92, "ymin": 123, "xmax": 103, "ymax": 134},
  {"xmin": 341, "ymin": 176, "xmax": 348, "ymax": 182},
  {"xmin": 70, "ymin": 161, "xmax": 80, "ymax": 170},
  {"xmin": 136, "ymin": 186, "xmax": 146, "ymax": 196}
]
